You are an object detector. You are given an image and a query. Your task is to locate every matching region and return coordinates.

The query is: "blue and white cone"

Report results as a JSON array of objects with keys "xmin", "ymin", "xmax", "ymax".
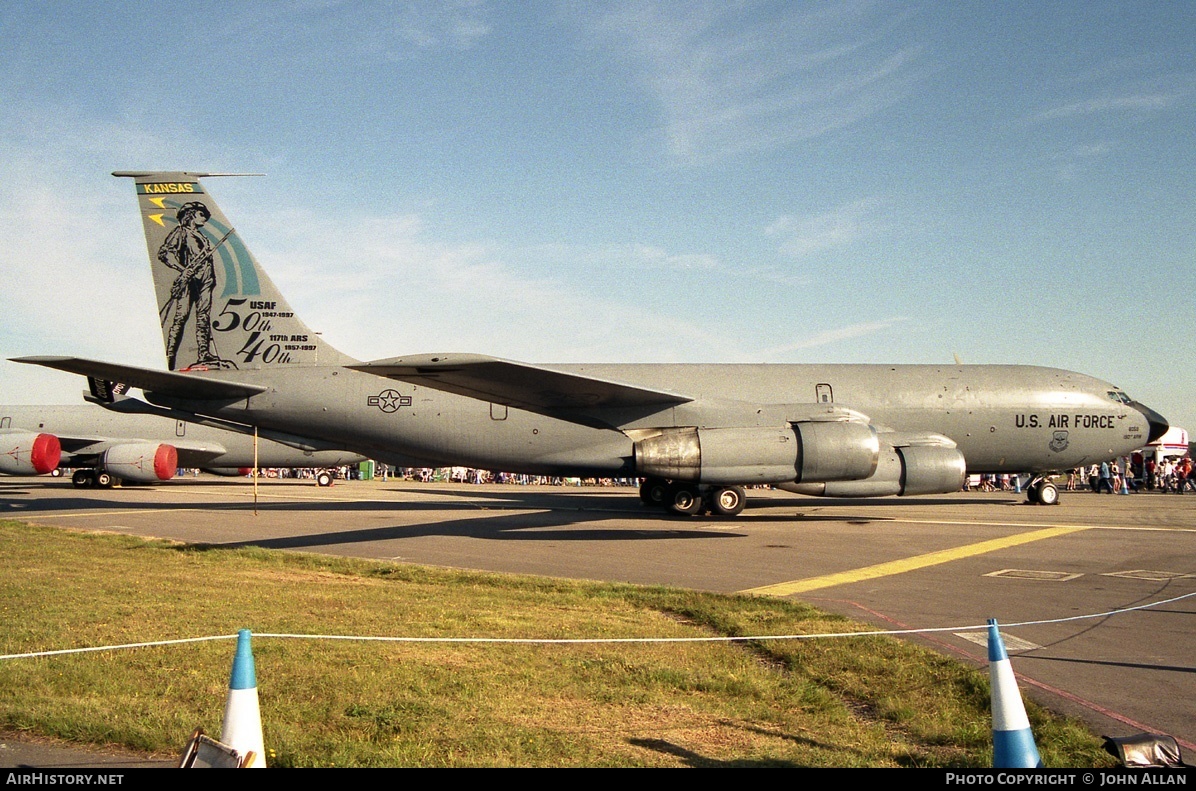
[
  {"xmin": 988, "ymin": 618, "xmax": 1041, "ymax": 768},
  {"xmin": 221, "ymin": 629, "xmax": 266, "ymax": 768}
]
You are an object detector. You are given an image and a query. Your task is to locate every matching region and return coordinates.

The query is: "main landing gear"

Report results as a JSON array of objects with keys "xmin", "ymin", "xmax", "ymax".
[
  {"xmin": 71, "ymin": 469, "xmax": 120, "ymax": 488},
  {"xmin": 1024, "ymin": 476, "xmax": 1060, "ymax": 506},
  {"xmin": 639, "ymin": 477, "xmax": 747, "ymax": 517}
]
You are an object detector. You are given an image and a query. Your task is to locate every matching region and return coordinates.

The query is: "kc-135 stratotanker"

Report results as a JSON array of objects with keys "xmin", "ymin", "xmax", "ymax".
[{"xmin": 12, "ymin": 172, "xmax": 1168, "ymax": 515}]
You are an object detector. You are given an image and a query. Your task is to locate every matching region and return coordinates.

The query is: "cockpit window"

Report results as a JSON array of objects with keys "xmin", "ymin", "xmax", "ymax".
[{"xmin": 1107, "ymin": 390, "xmax": 1132, "ymax": 404}]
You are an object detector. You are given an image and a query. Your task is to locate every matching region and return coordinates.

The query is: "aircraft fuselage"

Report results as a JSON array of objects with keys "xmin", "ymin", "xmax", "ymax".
[{"xmin": 147, "ymin": 362, "xmax": 1148, "ymax": 477}]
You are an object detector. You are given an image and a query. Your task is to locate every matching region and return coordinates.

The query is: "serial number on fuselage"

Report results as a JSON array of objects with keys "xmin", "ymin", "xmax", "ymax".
[{"xmin": 1015, "ymin": 414, "xmax": 1120, "ymax": 429}]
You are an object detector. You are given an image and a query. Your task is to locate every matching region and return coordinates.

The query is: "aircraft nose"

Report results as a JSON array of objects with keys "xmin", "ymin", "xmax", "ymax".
[{"xmin": 1131, "ymin": 401, "xmax": 1169, "ymax": 445}]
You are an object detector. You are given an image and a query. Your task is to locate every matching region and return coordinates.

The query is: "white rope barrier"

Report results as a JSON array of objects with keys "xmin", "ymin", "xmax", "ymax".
[{"xmin": 3, "ymin": 588, "xmax": 1192, "ymax": 661}]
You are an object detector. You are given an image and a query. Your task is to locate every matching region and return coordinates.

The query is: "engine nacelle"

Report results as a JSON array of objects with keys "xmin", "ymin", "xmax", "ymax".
[
  {"xmin": 0, "ymin": 431, "xmax": 62, "ymax": 475},
  {"xmin": 779, "ymin": 443, "xmax": 966, "ymax": 497},
  {"xmin": 101, "ymin": 443, "xmax": 178, "ymax": 483},
  {"xmin": 634, "ymin": 423, "xmax": 879, "ymax": 485}
]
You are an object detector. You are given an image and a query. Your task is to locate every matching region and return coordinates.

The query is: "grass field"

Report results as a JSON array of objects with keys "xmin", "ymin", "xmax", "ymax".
[{"xmin": 0, "ymin": 519, "xmax": 1116, "ymax": 767}]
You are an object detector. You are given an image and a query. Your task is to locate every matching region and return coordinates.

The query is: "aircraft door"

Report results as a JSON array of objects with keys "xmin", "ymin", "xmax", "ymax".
[
  {"xmin": 176, "ymin": 420, "xmax": 186, "ymax": 437},
  {"xmin": 816, "ymin": 384, "xmax": 833, "ymax": 404},
  {"xmin": 0, "ymin": 417, "xmax": 9, "ymax": 429}
]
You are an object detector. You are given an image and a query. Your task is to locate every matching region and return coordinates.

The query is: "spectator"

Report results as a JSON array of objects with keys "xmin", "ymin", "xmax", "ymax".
[{"xmin": 1098, "ymin": 461, "xmax": 1114, "ymax": 494}]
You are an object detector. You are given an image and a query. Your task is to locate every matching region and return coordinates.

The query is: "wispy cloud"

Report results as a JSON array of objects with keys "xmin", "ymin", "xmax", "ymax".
[
  {"xmin": 1026, "ymin": 64, "xmax": 1196, "ymax": 125},
  {"xmin": 625, "ymin": 244, "xmax": 720, "ymax": 271},
  {"xmin": 757, "ymin": 317, "xmax": 907, "ymax": 357},
  {"xmin": 1032, "ymin": 92, "xmax": 1183, "ymax": 123},
  {"xmin": 585, "ymin": 1, "xmax": 925, "ymax": 163},
  {"xmin": 735, "ymin": 266, "xmax": 810, "ymax": 288},
  {"xmin": 353, "ymin": 0, "xmax": 492, "ymax": 56},
  {"xmin": 1067, "ymin": 143, "xmax": 1112, "ymax": 158},
  {"xmin": 523, "ymin": 242, "xmax": 722, "ymax": 274},
  {"xmin": 765, "ymin": 198, "xmax": 887, "ymax": 257},
  {"xmin": 1049, "ymin": 141, "xmax": 1115, "ymax": 182}
]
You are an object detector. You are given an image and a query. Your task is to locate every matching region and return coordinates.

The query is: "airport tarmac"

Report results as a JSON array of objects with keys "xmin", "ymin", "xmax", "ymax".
[{"xmin": 2, "ymin": 476, "xmax": 1194, "ymax": 765}]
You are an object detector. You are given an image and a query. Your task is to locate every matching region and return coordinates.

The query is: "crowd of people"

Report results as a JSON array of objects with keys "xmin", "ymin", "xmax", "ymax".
[
  {"xmin": 960, "ymin": 452, "xmax": 1194, "ymax": 495},
  {"xmin": 1066, "ymin": 454, "xmax": 1195, "ymax": 494},
  {"xmin": 243, "ymin": 465, "xmax": 640, "ymax": 487},
  {"xmin": 395, "ymin": 468, "xmax": 639, "ymax": 487}
]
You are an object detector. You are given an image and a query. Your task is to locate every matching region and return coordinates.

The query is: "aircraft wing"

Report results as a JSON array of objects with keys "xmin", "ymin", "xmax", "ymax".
[
  {"xmin": 349, "ymin": 354, "xmax": 693, "ymax": 411},
  {"xmin": 11, "ymin": 356, "xmax": 267, "ymax": 400}
]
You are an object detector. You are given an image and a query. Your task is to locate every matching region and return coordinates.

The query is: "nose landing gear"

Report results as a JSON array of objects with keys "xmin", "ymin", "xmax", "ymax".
[{"xmin": 1025, "ymin": 476, "xmax": 1059, "ymax": 505}]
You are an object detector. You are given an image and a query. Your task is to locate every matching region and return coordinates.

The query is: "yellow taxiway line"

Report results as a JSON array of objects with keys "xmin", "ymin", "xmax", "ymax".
[{"xmin": 741, "ymin": 525, "xmax": 1090, "ymax": 596}]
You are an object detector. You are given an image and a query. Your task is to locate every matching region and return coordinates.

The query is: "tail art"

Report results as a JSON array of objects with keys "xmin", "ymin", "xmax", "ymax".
[{"xmin": 114, "ymin": 172, "xmax": 355, "ymax": 371}]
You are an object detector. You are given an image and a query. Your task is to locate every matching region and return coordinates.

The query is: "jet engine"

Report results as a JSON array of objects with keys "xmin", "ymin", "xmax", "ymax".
[
  {"xmin": 0, "ymin": 431, "xmax": 62, "ymax": 475},
  {"xmin": 100, "ymin": 443, "xmax": 178, "ymax": 483},
  {"xmin": 779, "ymin": 442, "xmax": 966, "ymax": 497},
  {"xmin": 634, "ymin": 423, "xmax": 879, "ymax": 485}
]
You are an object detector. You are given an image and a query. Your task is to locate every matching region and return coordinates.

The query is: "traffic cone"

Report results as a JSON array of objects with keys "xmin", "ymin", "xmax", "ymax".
[
  {"xmin": 988, "ymin": 618, "xmax": 1041, "ymax": 768},
  {"xmin": 220, "ymin": 629, "xmax": 266, "ymax": 767}
]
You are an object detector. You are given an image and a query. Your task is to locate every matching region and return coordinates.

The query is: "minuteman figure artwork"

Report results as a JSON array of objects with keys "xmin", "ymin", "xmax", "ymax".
[{"xmin": 157, "ymin": 201, "xmax": 233, "ymax": 369}]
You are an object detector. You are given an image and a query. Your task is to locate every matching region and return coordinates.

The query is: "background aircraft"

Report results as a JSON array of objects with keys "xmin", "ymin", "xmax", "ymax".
[
  {"xmin": 1, "ymin": 397, "xmax": 366, "ymax": 488},
  {"xmin": 1141, "ymin": 426, "xmax": 1192, "ymax": 463},
  {"xmin": 14, "ymin": 172, "xmax": 1168, "ymax": 514}
]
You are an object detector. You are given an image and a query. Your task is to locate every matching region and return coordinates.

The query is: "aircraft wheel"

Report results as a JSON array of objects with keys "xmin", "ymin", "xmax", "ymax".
[
  {"xmin": 316, "ymin": 471, "xmax": 333, "ymax": 487},
  {"xmin": 95, "ymin": 472, "xmax": 117, "ymax": 488},
  {"xmin": 72, "ymin": 470, "xmax": 95, "ymax": 488},
  {"xmin": 1025, "ymin": 482, "xmax": 1040, "ymax": 504},
  {"xmin": 1035, "ymin": 481, "xmax": 1059, "ymax": 506},
  {"xmin": 669, "ymin": 485, "xmax": 703, "ymax": 516},
  {"xmin": 640, "ymin": 478, "xmax": 669, "ymax": 507},
  {"xmin": 710, "ymin": 486, "xmax": 746, "ymax": 516}
]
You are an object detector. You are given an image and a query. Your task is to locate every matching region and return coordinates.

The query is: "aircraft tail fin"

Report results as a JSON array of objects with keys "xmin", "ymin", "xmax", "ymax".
[{"xmin": 114, "ymin": 171, "xmax": 356, "ymax": 371}]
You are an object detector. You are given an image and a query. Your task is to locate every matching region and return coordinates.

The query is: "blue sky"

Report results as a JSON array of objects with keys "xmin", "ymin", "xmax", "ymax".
[{"xmin": 1, "ymin": 1, "xmax": 1193, "ymax": 432}]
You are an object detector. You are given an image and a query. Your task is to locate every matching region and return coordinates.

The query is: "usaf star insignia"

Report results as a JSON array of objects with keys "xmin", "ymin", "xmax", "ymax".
[{"xmin": 368, "ymin": 389, "xmax": 413, "ymax": 413}]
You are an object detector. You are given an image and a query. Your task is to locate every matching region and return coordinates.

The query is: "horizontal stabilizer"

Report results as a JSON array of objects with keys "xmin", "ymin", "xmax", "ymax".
[
  {"xmin": 350, "ymin": 354, "xmax": 693, "ymax": 412},
  {"xmin": 99, "ymin": 395, "xmax": 352, "ymax": 454},
  {"xmin": 11, "ymin": 356, "xmax": 266, "ymax": 401},
  {"xmin": 112, "ymin": 171, "xmax": 264, "ymax": 179}
]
